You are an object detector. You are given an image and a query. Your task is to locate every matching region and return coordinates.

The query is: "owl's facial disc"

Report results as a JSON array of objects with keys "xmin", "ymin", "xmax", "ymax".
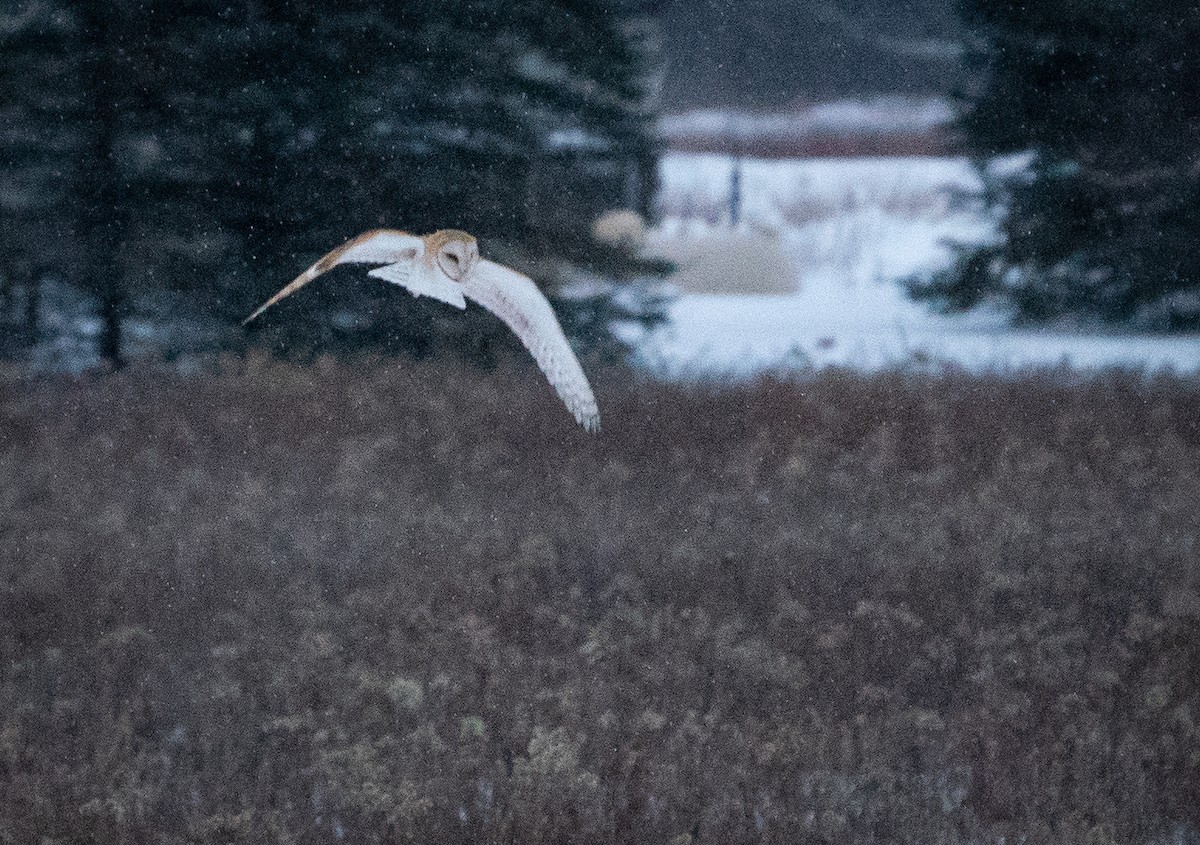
[{"xmin": 437, "ymin": 239, "xmax": 479, "ymax": 281}]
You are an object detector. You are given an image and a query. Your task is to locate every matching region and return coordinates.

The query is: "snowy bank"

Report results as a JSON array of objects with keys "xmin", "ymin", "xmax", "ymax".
[{"xmin": 638, "ymin": 152, "xmax": 1200, "ymax": 378}]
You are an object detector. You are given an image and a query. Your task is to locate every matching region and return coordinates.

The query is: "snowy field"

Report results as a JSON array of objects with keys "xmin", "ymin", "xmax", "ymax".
[{"xmin": 637, "ymin": 152, "xmax": 1200, "ymax": 377}]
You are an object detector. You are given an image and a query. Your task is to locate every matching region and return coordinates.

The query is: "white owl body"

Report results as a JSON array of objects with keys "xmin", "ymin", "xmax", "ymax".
[{"xmin": 367, "ymin": 259, "xmax": 467, "ymax": 309}]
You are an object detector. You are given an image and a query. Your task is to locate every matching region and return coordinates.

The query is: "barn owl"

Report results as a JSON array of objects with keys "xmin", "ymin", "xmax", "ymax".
[{"xmin": 243, "ymin": 229, "xmax": 600, "ymax": 432}]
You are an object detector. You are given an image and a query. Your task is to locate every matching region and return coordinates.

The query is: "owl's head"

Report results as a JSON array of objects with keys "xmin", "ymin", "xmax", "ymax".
[{"xmin": 432, "ymin": 230, "xmax": 480, "ymax": 282}]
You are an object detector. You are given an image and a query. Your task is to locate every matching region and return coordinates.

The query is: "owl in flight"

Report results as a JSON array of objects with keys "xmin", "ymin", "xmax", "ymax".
[{"xmin": 243, "ymin": 229, "xmax": 600, "ymax": 432}]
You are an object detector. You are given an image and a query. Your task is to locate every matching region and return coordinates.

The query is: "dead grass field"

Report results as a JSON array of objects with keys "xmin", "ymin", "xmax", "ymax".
[{"xmin": 2, "ymin": 356, "xmax": 1199, "ymax": 844}]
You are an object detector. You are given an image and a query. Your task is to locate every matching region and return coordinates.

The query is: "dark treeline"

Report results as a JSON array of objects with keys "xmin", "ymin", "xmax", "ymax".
[
  {"xmin": 0, "ymin": 1, "xmax": 666, "ymax": 367},
  {"xmin": 657, "ymin": 0, "xmax": 964, "ymax": 110},
  {"xmin": 2, "ymin": 361, "xmax": 1200, "ymax": 843},
  {"xmin": 910, "ymin": 1, "xmax": 1200, "ymax": 329}
]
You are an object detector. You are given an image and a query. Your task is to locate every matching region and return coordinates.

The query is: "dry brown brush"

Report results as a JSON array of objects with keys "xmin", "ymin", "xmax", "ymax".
[{"xmin": 1, "ymin": 356, "xmax": 1199, "ymax": 844}]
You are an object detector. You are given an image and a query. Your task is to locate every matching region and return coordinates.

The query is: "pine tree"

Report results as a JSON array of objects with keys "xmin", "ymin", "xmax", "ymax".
[
  {"xmin": 910, "ymin": 1, "xmax": 1200, "ymax": 328},
  {"xmin": 219, "ymin": 0, "xmax": 669, "ymax": 361},
  {"xmin": 0, "ymin": 2, "xmax": 667, "ymax": 365},
  {"xmin": 74, "ymin": 3, "xmax": 134, "ymax": 364},
  {"xmin": 0, "ymin": 2, "xmax": 85, "ymax": 348},
  {"xmin": 1, "ymin": 1, "xmax": 208, "ymax": 365},
  {"xmin": 145, "ymin": 0, "xmax": 669, "ymax": 361}
]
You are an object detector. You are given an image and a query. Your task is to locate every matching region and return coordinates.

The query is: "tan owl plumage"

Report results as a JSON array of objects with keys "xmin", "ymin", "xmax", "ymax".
[{"xmin": 243, "ymin": 229, "xmax": 600, "ymax": 432}]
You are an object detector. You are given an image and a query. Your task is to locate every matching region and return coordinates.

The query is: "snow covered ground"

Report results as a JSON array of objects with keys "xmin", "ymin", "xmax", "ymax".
[{"xmin": 636, "ymin": 152, "xmax": 1200, "ymax": 378}]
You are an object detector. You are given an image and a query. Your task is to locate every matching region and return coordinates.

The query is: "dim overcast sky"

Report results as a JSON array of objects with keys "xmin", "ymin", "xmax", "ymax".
[{"xmin": 656, "ymin": 0, "xmax": 964, "ymax": 111}]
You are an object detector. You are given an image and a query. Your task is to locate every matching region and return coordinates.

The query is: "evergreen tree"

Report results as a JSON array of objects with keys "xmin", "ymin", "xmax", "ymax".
[
  {"xmin": 74, "ymin": 3, "xmax": 133, "ymax": 364},
  {"xmin": 0, "ymin": 1, "xmax": 668, "ymax": 366},
  {"xmin": 0, "ymin": 2, "xmax": 85, "ymax": 348},
  {"xmin": 1, "ymin": 1, "xmax": 212, "ymax": 364},
  {"xmin": 235, "ymin": 0, "xmax": 670, "ymax": 362},
  {"xmin": 910, "ymin": 1, "xmax": 1200, "ymax": 328}
]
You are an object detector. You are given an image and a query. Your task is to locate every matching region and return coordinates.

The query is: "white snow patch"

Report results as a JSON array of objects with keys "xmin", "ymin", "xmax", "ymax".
[
  {"xmin": 637, "ymin": 152, "xmax": 1200, "ymax": 377},
  {"xmin": 637, "ymin": 294, "xmax": 1200, "ymax": 377}
]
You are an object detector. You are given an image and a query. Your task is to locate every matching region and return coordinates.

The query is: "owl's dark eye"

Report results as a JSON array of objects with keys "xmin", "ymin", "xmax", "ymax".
[{"xmin": 446, "ymin": 253, "xmax": 460, "ymax": 264}]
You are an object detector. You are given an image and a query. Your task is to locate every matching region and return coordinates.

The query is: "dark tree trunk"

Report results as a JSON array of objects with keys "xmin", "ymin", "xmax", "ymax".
[
  {"xmin": 728, "ymin": 158, "xmax": 742, "ymax": 227},
  {"xmin": 77, "ymin": 4, "xmax": 126, "ymax": 367},
  {"xmin": 0, "ymin": 265, "xmax": 11, "ymax": 320},
  {"xmin": 98, "ymin": 292, "xmax": 122, "ymax": 365}
]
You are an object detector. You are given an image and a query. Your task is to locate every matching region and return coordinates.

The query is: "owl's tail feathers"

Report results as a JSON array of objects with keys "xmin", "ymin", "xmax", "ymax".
[{"xmin": 242, "ymin": 265, "xmax": 323, "ymax": 325}]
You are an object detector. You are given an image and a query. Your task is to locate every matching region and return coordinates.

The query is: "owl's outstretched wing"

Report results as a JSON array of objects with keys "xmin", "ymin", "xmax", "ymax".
[
  {"xmin": 460, "ymin": 259, "xmax": 600, "ymax": 432},
  {"xmin": 242, "ymin": 229, "xmax": 464, "ymax": 324}
]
